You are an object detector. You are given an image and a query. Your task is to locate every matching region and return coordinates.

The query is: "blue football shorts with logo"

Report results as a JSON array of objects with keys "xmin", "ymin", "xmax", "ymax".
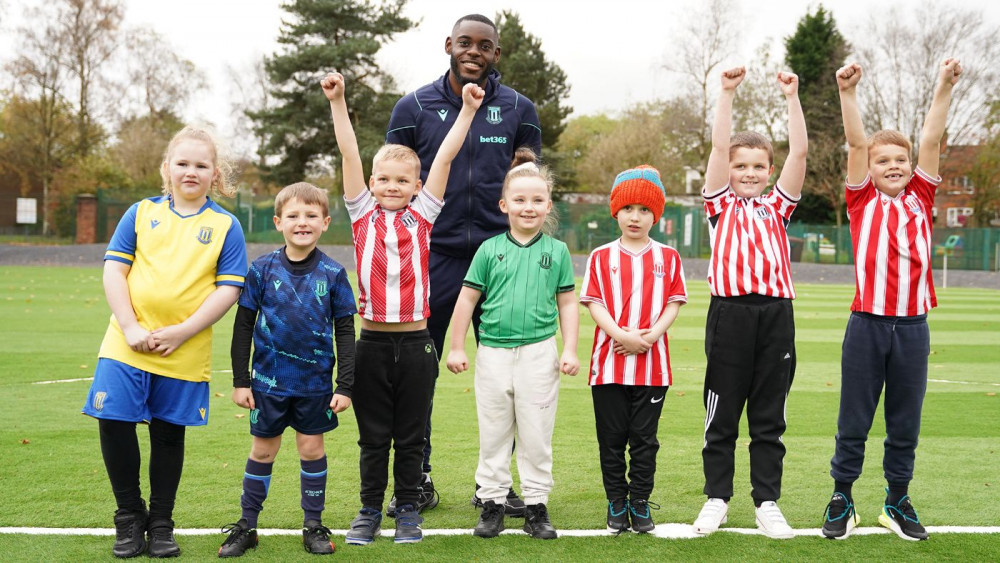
[
  {"xmin": 82, "ymin": 358, "xmax": 210, "ymax": 426},
  {"xmin": 248, "ymin": 390, "xmax": 338, "ymax": 438}
]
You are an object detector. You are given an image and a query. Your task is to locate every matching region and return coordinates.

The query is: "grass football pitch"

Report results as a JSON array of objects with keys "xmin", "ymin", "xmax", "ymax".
[{"xmin": 1, "ymin": 265, "xmax": 998, "ymax": 561}]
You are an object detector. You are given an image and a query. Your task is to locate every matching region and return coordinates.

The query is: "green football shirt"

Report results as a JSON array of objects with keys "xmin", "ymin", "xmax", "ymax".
[{"xmin": 463, "ymin": 231, "xmax": 576, "ymax": 348}]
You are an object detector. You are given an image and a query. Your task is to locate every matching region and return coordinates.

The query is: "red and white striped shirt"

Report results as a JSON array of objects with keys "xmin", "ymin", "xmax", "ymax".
[
  {"xmin": 346, "ymin": 190, "xmax": 443, "ymax": 322},
  {"xmin": 846, "ymin": 168, "xmax": 939, "ymax": 316},
  {"xmin": 580, "ymin": 239, "xmax": 687, "ymax": 387},
  {"xmin": 703, "ymin": 184, "xmax": 798, "ymax": 299}
]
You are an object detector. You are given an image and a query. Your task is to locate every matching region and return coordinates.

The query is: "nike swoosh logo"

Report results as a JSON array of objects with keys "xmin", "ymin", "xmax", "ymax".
[{"xmin": 651, "ymin": 396, "xmax": 664, "ymax": 404}]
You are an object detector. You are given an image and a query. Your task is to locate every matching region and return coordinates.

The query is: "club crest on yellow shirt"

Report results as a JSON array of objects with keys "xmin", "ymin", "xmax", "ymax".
[{"xmin": 197, "ymin": 226, "xmax": 214, "ymax": 245}]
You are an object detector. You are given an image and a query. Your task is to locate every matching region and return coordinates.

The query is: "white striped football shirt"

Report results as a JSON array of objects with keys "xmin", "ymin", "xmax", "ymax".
[
  {"xmin": 703, "ymin": 183, "xmax": 798, "ymax": 299},
  {"xmin": 580, "ymin": 239, "xmax": 687, "ymax": 386},
  {"xmin": 846, "ymin": 168, "xmax": 939, "ymax": 316},
  {"xmin": 346, "ymin": 189, "xmax": 442, "ymax": 322}
]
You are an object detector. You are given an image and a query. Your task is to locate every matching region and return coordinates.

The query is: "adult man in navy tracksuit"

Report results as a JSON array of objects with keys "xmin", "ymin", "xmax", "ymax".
[{"xmin": 385, "ymin": 13, "xmax": 542, "ymax": 515}]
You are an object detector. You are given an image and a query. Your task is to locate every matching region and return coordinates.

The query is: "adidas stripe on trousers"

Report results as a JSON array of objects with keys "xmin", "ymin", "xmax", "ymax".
[{"xmin": 701, "ymin": 294, "xmax": 795, "ymax": 503}]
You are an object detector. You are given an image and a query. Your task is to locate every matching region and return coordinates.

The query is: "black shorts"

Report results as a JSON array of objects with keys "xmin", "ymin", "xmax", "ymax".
[{"xmin": 249, "ymin": 390, "xmax": 338, "ymax": 437}]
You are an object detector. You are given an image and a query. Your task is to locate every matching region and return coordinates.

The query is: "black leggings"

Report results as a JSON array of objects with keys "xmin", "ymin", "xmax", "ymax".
[{"xmin": 99, "ymin": 418, "xmax": 186, "ymax": 521}]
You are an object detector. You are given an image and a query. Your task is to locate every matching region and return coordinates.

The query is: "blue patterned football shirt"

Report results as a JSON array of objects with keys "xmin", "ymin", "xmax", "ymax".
[{"xmin": 239, "ymin": 248, "xmax": 357, "ymax": 397}]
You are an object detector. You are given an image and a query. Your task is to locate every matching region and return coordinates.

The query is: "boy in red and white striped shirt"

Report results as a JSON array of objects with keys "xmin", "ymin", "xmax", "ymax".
[
  {"xmin": 323, "ymin": 72, "xmax": 483, "ymax": 544},
  {"xmin": 580, "ymin": 165, "xmax": 687, "ymax": 534},
  {"xmin": 693, "ymin": 67, "xmax": 807, "ymax": 540},
  {"xmin": 822, "ymin": 59, "xmax": 962, "ymax": 542}
]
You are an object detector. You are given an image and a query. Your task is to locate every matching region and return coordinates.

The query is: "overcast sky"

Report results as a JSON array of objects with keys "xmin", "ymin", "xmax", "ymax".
[{"xmin": 4, "ymin": 0, "xmax": 998, "ymax": 138}]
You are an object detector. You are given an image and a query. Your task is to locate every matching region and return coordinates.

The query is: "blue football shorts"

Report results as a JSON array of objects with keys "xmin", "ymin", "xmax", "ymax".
[
  {"xmin": 249, "ymin": 390, "xmax": 338, "ymax": 438},
  {"xmin": 82, "ymin": 358, "xmax": 210, "ymax": 426}
]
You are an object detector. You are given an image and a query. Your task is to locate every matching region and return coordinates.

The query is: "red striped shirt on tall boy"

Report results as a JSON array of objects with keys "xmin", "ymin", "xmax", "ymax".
[
  {"xmin": 703, "ymin": 183, "xmax": 798, "ymax": 299},
  {"xmin": 346, "ymin": 189, "xmax": 442, "ymax": 322},
  {"xmin": 846, "ymin": 167, "xmax": 939, "ymax": 316},
  {"xmin": 580, "ymin": 239, "xmax": 688, "ymax": 386}
]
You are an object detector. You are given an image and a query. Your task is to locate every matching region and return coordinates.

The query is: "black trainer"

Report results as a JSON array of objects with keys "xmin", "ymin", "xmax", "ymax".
[
  {"xmin": 388, "ymin": 473, "xmax": 440, "ymax": 517},
  {"xmin": 822, "ymin": 493, "xmax": 859, "ymax": 539},
  {"xmin": 878, "ymin": 492, "xmax": 928, "ymax": 541},
  {"xmin": 628, "ymin": 499, "xmax": 659, "ymax": 533},
  {"xmin": 471, "ymin": 485, "xmax": 527, "ymax": 517},
  {"xmin": 345, "ymin": 507, "xmax": 381, "ymax": 546},
  {"xmin": 473, "ymin": 500, "xmax": 505, "ymax": 538},
  {"xmin": 393, "ymin": 504, "xmax": 424, "ymax": 543},
  {"xmin": 302, "ymin": 519, "xmax": 335, "ymax": 554},
  {"xmin": 146, "ymin": 518, "xmax": 181, "ymax": 558},
  {"xmin": 523, "ymin": 503, "xmax": 557, "ymax": 539},
  {"xmin": 606, "ymin": 498, "xmax": 629, "ymax": 533},
  {"xmin": 219, "ymin": 519, "xmax": 258, "ymax": 557},
  {"xmin": 112, "ymin": 503, "xmax": 148, "ymax": 558}
]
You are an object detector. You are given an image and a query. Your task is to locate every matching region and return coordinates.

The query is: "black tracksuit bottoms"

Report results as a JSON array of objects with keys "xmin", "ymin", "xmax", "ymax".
[
  {"xmin": 593, "ymin": 384, "xmax": 667, "ymax": 501},
  {"xmin": 702, "ymin": 294, "xmax": 795, "ymax": 503},
  {"xmin": 830, "ymin": 312, "xmax": 929, "ymax": 486},
  {"xmin": 353, "ymin": 329, "xmax": 437, "ymax": 509}
]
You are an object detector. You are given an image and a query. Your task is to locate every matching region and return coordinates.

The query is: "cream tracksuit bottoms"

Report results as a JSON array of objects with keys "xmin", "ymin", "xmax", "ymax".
[{"xmin": 474, "ymin": 337, "xmax": 561, "ymax": 506}]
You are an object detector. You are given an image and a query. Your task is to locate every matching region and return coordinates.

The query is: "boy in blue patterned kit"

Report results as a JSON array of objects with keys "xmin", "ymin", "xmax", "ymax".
[{"xmin": 220, "ymin": 183, "xmax": 357, "ymax": 557}]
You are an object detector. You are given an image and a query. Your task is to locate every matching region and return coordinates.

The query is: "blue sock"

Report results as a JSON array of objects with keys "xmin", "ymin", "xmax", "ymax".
[
  {"xmin": 301, "ymin": 456, "xmax": 327, "ymax": 524},
  {"xmin": 241, "ymin": 459, "xmax": 273, "ymax": 529}
]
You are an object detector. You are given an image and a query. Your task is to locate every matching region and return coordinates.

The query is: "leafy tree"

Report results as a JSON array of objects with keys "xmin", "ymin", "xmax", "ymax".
[
  {"xmin": 494, "ymin": 10, "xmax": 572, "ymax": 150},
  {"xmin": 968, "ymin": 101, "xmax": 1000, "ymax": 227},
  {"xmin": 252, "ymin": 0, "xmax": 415, "ymax": 187},
  {"xmin": 784, "ymin": 5, "xmax": 850, "ymax": 225}
]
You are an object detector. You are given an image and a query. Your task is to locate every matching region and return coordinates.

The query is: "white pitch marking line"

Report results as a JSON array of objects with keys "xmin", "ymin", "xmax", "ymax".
[
  {"xmin": 928, "ymin": 378, "xmax": 1000, "ymax": 387},
  {"xmin": 2, "ymin": 525, "xmax": 999, "ymax": 538},
  {"xmin": 33, "ymin": 377, "xmax": 93, "ymax": 385}
]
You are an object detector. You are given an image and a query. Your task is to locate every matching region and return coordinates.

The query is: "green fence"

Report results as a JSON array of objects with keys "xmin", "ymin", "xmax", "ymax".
[{"xmin": 94, "ymin": 191, "xmax": 1000, "ymax": 272}]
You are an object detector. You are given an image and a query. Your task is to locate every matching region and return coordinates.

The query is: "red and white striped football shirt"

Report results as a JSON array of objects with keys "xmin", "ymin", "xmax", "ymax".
[
  {"xmin": 703, "ymin": 184, "xmax": 798, "ymax": 299},
  {"xmin": 846, "ymin": 167, "xmax": 939, "ymax": 316},
  {"xmin": 580, "ymin": 239, "xmax": 687, "ymax": 387},
  {"xmin": 346, "ymin": 190, "xmax": 443, "ymax": 322}
]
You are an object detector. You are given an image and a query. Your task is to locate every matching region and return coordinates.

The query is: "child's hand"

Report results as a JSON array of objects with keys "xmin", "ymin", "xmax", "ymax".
[
  {"xmin": 330, "ymin": 393, "xmax": 352, "ymax": 413},
  {"xmin": 939, "ymin": 58, "xmax": 963, "ymax": 86},
  {"xmin": 320, "ymin": 72, "xmax": 345, "ymax": 101},
  {"xmin": 123, "ymin": 324, "xmax": 153, "ymax": 353},
  {"xmin": 150, "ymin": 325, "xmax": 192, "ymax": 357},
  {"xmin": 447, "ymin": 349, "xmax": 469, "ymax": 374},
  {"xmin": 721, "ymin": 66, "xmax": 746, "ymax": 91},
  {"xmin": 461, "ymin": 82, "xmax": 485, "ymax": 110},
  {"xmin": 560, "ymin": 350, "xmax": 579, "ymax": 376},
  {"xmin": 612, "ymin": 327, "xmax": 653, "ymax": 355},
  {"xmin": 776, "ymin": 71, "xmax": 799, "ymax": 96},
  {"xmin": 836, "ymin": 63, "xmax": 862, "ymax": 91},
  {"xmin": 232, "ymin": 387, "xmax": 255, "ymax": 409}
]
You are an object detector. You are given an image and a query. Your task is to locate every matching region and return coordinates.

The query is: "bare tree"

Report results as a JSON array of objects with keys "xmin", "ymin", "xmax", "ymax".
[
  {"xmin": 61, "ymin": 0, "xmax": 124, "ymax": 156},
  {"xmin": 853, "ymin": 1, "xmax": 1000, "ymax": 151},
  {"xmin": 5, "ymin": 4, "xmax": 73, "ymax": 235},
  {"xmin": 123, "ymin": 26, "xmax": 206, "ymax": 120},
  {"xmin": 662, "ymin": 0, "xmax": 739, "ymax": 175},
  {"xmin": 225, "ymin": 57, "xmax": 273, "ymax": 168}
]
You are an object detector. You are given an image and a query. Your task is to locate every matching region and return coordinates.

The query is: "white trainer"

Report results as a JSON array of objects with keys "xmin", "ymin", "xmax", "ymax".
[
  {"xmin": 755, "ymin": 501, "xmax": 794, "ymax": 539},
  {"xmin": 692, "ymin": 498, "xmax": 728, "ymax": 535}
]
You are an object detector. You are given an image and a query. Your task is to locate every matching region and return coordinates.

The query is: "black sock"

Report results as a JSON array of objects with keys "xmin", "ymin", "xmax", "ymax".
[
  {"xmin": 301, "ymin": 457, "xmax": 327, "ymax": 524},
  {"xmin": 834, "ymin": 481, "xmax": 853, "ymax": 503},
  {"xmin": 148, "ymin": 418, "xmax": 186, "ymax": 522},
  {"xmin": 887, "ymin": 482, "xmax": 908, "ymax": 506},
  {"xmin": 98, "ymin": 419, "xmax": 144, "ymax": 512},
  {"xmin": 242, "ymin": 459, "xmax": 273, "ymax": 529}
]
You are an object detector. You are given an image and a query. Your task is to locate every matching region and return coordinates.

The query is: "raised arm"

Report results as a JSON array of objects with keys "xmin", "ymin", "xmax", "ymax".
[
  {"xmin": 837, "ymin": 63, "xmax": 868, "ymax": 185},
  {"xmin": 775, "ymin": 72, "xmax": 807, "ymax": 197},
  {"xmin": 917, "ymin": 58, "xmax": 962, "ymax": 178},
  {"xmin": 321, "ymin": 72, "xmax": 367, "ymax": 200},
  {"xmin": 704, "ymin": 67, "xmax": 746, "ymax": 193},
  {"xmin": 423, "ymin": 83, "xmax": 485, "ymax": 201}
]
